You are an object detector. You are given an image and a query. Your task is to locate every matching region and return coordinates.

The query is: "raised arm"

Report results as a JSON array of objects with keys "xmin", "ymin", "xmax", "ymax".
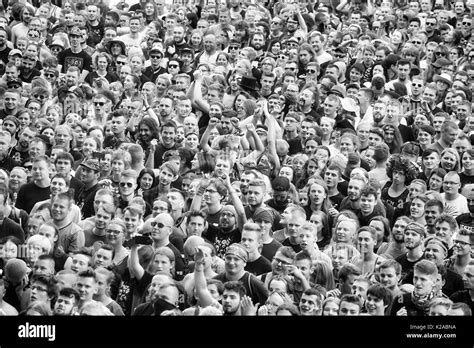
[
  {"xmin": 128, "ymin": 243, "xmax": 145, "ymax": 281},
  {"xmin": 223, "ymin": 173, "xmax": 247, "ymax": 231},
  {"xmin": 194, "ymin": 248, "xmax": 215, "ymax": 308}
]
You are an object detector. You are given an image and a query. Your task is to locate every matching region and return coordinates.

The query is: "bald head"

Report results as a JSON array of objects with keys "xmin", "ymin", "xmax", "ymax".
[{"xmin": 183, "ymin": 235, "xmax": 205, "ymax": 257}]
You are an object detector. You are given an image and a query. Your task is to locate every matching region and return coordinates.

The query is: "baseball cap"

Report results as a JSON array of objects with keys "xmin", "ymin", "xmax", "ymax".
[
  {"xmin": 8, "ymin": 49, "xmax": 22, "ymax": 57},
  {"xmin": 149, "ymin": 47, "xmax": 163, "ymax": 55},
  {"xmin": 80, "ymin": 158, "xmax": 100, "ymax": 172},
  {"xmin": 225, "ymin": 243, "xmax": 248, "ymax": 263},
  {"xmin": 69, "ymin": 26, "xmax": 82, "ymax": 37},
  {"xmin": 271, "ymin": 176, "xmax": 290, "ymax": 192}
]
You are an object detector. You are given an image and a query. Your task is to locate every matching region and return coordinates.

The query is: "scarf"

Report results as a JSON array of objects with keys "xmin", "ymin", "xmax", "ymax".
[{"xmin": 411, "ymin": 290, "xmax": 435, "ymax": 315}]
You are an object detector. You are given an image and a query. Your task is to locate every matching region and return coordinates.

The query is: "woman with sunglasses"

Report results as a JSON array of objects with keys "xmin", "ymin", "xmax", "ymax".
[{"xmin": 297, "ymin": 43, "xmax": 318, "ymax": 78}]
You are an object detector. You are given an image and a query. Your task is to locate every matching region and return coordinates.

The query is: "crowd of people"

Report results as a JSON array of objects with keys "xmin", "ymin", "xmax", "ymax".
[{"xmin": 0, "ymin": 0, "xmax": 472, "ymax": 317}]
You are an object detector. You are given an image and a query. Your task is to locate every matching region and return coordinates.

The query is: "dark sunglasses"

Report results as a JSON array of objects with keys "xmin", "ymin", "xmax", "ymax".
[
  {"xmin": 150, "ymin": 55, "xmax": 162, "ymax": 59},
  {"xmin": 94, "ymin": 102, "xmax": 105, "ymax": 106},
  {"xmin": 69, "ymin": 34, "xmax": 81, "ymax": 38},
  {"xmin": 307, "ymin": 69, "xmax": 317, "ymax": 74},
  {"xmin": 168, "ymin": 64, "xmax": 179, "ymax": 68},
  {"xmin": 45, "ymin": 73, "xmax": 55, "ymax": 78},
  {"xmin": 119, "ymin": 182, "xmax": 133, "ymax": 188},
  {"xmin": 33, "ymin": 94, "xmax": 46, "ymax": 100},
  {"xmin": 435, "ymin": 52, "xmax": 446, "ymax": 56},
  {"xmin": 462, "ymin": 21, "xmax": 471, "ymax": 25},
  {"xmin": 116, "ymin": 61, "xmax": 127, "ymax": 65},
  {"xmin": 150, "ymin": 221, "xmax": 169, "ymax": 229},
  {"xmin": 228, "ymin": 46, "xmax": 240, "ymax": 50}
]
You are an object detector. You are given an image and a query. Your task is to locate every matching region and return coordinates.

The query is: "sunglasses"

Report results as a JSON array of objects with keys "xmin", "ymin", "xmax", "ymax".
[
  {"xmin": 45, "ymin": 73, "xmax": 55, "ymax": 78},
  {"xmin": 33, "ymin": 94, "xmax": 46, "ymax": 100},
  {"xmin": 150, "ymin": 55, "xmax": 162, "ymax": 59},
  {"xmin": 94, "ymin": 102, "xmax": 105, "ymax": 106},
  {"xmin": 228, "ymin": 46, "xmax": 240, "ymax": 50},
  {"xmin": 285, "ymin": 67, "xmax": 296, "ymax": 71},
  {"xmin": 69, "ymin": 34, "xmax": 81, "ymax": 38},
  {"xmin": 426, "ymin": 22, "xmax": 436, "ymax": 25},
  {"xmin": 307, "ymin": 69, "xmax": 317, "ymax": 74},
  {"xmin": 106, "ymin": 229, "xmax": 122, "ymax": 235},
  {"xmin": 435, "ymin": 52, "xmax": 446, "ymax": 56},
  {"xmin": 411, "ymin": 41, "xmax": 422, "ymax": 44},
  {"xmin": 168, "ymin": 64, "xmax": 179, "ymax": 68},
  {"xmin": 119, "ymin": 182, "xmax": 133, "ymax": 188},
  {"xmin": 150, "ymin": 221, "xmax": 170, "ymax": 229},
  {"xmin": 462, "ymin": 22, "xmax": 471, "ymax": 25},
  {"xmin": 116, "ymin": 61, "xmax": 127, "ymax": 65}
]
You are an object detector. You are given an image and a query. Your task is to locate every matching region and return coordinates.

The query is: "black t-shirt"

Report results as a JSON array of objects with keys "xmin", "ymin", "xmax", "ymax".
[
  {"xmin": 204, "ymin": 225, "xmax": 241, "ymax": 259},
  {"xmin": 395, "ymin": 253, "xmax": 423, "ymax": 285},
  {"xmin": 57, "ymin": 48, "xmax": 93, "ymax": 73},
  {"xmin": 450, "ymin": 290, "xmax": 474, "ymax": 313},
  {"xmin": 459, "ymin": 172, "xmax": 474, "ymax": 188},
  {"xmin": 282, "ymin": 238, "xmax": 302, "ymax": 253},
  {"xmin": 213, "ymin": 271, "xmax": 268, "ymax": 305},
  {"xmin": 0, "ymin": 46, "xmax": 11, "ymax": 64},
  {"xmin": 261, "ymin": 239, "xmax": 282, "ymax": 262},
  {"xmin": 77, "ymin": 183, "xmax": 99, "ymax": 219},
  {"xmin": 456, "ymin": 213, "xmax": 474, "ymax": 234},
  {"xmin": 15, "ymin": 182, "xmax": 51, "ymax": 214},
  {"xmin": 245, "ymin": 255, "xmax": 272, "ymax": 276}
]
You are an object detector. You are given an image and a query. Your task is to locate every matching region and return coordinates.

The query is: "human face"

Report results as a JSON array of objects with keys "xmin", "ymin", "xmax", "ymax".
[
  {"xmin": 435, "ymin": 221, "xmax": 454, "ymax": 244},
  {"xmin": 347, "ymin": 179, "xmax": 364, "ymax": 201},
  {"xmin": 272, "ymin": 251, "xmax": 293, "ymax": 275},
  {"xmin": 225, "ymin": 254, "xmax": 245, "ymax": 276},
  {"xmin": 247, "ymin": 184, "xmax": 264, "ymax": 207},
  {"xmin": 186, "ymin": 216, "xmax": 205, "ymax": 237},
  {"xmin": 30, "ymin": 281, "xmax": 50, "ymax": 303},
  {"xmin": 410, "ymin": 198, "xmax": 425, "ymax": 219},
  {"xmin": 32, "ymin": 160, "xmax": 49, "ymax": 182},
  {"xmin": 119, "ymin": 176, "xmax": 136, "ymax": 197},
  {"xmin": 159, "ymin": 168, "xmax": 176, "ymax": 187},
  {"xmin": 452, "ymin": 233, "xmax": 471, "ymax": 257},
  {"xmin": 76, "ymin": 276, "xmax": 97, "ymax": 302},
  {"xmin": 379, "ymin": 266, "xmax": 400, "ymax": 290},
  {"xmin": 408, "ymin": 183, "xmax": 424, "ymax": 200},
  {"xmin": 339, "ymin": 301, "xmax": 360, "ymax": 316},
  {"xmin": 54, "ymin": 295, "xmax": 76, "ymax": 316},
  {"xmin": 81, "ymin": 167, "xmax": 98, "ymax": 186},
  {"xmin": 93, "ymin": 248, "xmax": 113, "ymax": 269},
  {"xmin": 365, "ymin": 293, "xmax": 386, "ymax": 315},
  {"xmin": 123, "ymin": 211, "xmax": 139, "ymax": 234},
  {"xmin": 298, "ymin": 228, "xmax": 315, "ymax": 251},
  {"xmin": 404, "ymin": 229, "xmax": 422, "ymax": 250},
  {"xmin": 441, "ymin": 152, "xmax": 457, "ymax": 171},
  {"xmin": 442, "ymin": 174, "xmax": 460, "ymax": 195},
  {"xmin": 417, "ymin": 130, "xmax": 432, "ymax": 146},
  {"xmin": 423, "ymin": 152, "xmax": 440, "ymax": 170},
  {"xmin": 150, "ymin": 254, "xmax": 173, "ymax": 275},
  {"xmin": 299, "ymin": 293, "xmax": 319, "ymax": 316},
  {"xmin": 413, "ymin": 270, "xmax": 436, "ymax": 297},
  {"xmin": 336, "ymin": 220, "xmax": 356, "ymax": 243},
  {"xmin": 424, "ymin": 242, "xmax": 445, "ymax": 265},
  {"xmin": 425, "ymin": 205, "xmax": 441, "ymax": 227},
  {"xmin": 358, "ymin": 230, "xmax": 375, "ymax": 255},
  {"xmin": 161, "ymin": 126, "xmax": 175, "ymax": 146},
  {"xmin": 340, "ymin": 136, "xmax": 355, "ymax": 155},
  {"xmin": 222, "ymin": 289, "xmax": 241, "ymax": 314},
  {"xmin": 70, "ymin": 254, "xmax": 90, "ymax": 274},
  {"xmin": 106, "ymin": 223, "xmax": 125, "ymax": 246},
  {"xmin": 82, "ymin": 138, "xmax": 97, "ymax": 158}
]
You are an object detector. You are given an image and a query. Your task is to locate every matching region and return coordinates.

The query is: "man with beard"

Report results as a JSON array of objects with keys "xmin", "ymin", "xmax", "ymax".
[
  {"xmin": 425, "ymin": 199, "xmax": 444, "ymax": 235},
  {"xmin": 390, "ymin": 259, "xmax": 439, "ymax": 315},
  {"xmin": 9, "ymin": 125, "xmax": 36, "ymax": 165},
  {"xmin": 53, "ymin": 287, "xmax": 80, "ymax": 316},
  {"xmin": 57, "ymin": 66, "xmax": 81, "ymax": 104},
  {"xmin": 51, "ymin": 192, "xmax": 85, "ymax": 255},
  {"xmin": 197, "ymin": 33, "xmax": 219, "ymax": 70},
  {"xmin": 214, "ymin": 243, "xmax": 268, "ymax": 306},
  {"xmin": 165, "ymin": 23, "xmax": 190, "ymax": 59},
  {"xmin": 18, "ymin": 52, "xmax": 41, "ymax": 83},
  {"xmin": 0, "ymin": 131, "xmax": 19, "ymax": 172},
  {"xmin": 296, "ymin": 87, "xmax": 319, "ymax": 122},
  {"xmin": 378, "ymin": 259, "xmax": 403, "ymax": 299},
  {"xmin": 396, "ymin": 222, "xmax": 426, "ymax": 284},
  {"xmin": 103, "ymin": 109, "xmax": 132, "ymax": 150},
  {"xmin": 385, "ymin": 59, "xmax": 412, "ymax": 95},
  {"xmin": 339, "ymin": 176, "xmax": 367, "ymax": 211},
  {"xmin": 308, "ymin": 31, "xmax": 332, "ymax": 72},
  {"xmin": 401, "ymin": 75, "xmax": 424, "ymax": 120},
  {"xmin": 77, "ymin": 158, "xmax": 101, "ymax": 219},
  {"xmin": 249, "ymin": 32, "xmax": 266, "ymax": 62}
]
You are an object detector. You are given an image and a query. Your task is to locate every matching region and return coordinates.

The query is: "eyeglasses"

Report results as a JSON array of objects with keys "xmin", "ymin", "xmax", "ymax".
[
  {"xmin": 453, "ymin": 239, "xmax": 470, "ymax": 246},
  {"xmin": 150, "ymin": 221, "xmax": 171, "ymax": 229},
  {"xmin": 69, "ymin": 34, "xmax": 81, "ymax": 38},
  {"xmin": 168, "ymin": 64, "xmax": 179, "ymax": 68},
  {"xmin": 307, "ymin": 69, "xmax": 317, "ymax": 74},
  {"xmin": 94, "ymin": 102, "xmax": 105, "ymax": 106},
  {"xmin": 228, "ymin": 46, "xmax": 240, "ymax": 50},
  {"xmin": 150, "ymin": 55, "xmax": 162, "ymax": 59},
  {"xmin": 106, "ymin": 229, "xmax": 122, "ymax": 235},
  {"xmin": 273, "ymin": 257, "xmax": 291, "ymax": 266},
  {"xmin": 119, "ymin": 182, "xmax": 134, "ymax": 188},
  {"xmin": 435, "ymin": 52, "xmax": 446, "ymax": 56},
  {"xmin": 221, "ymin": 212, "xmax": 235, "ymax": 218},
  {"xmin": 285, "ymin": 67, "xmax": 296, "ymax": 71},
  {"xmin": 411, "ymin": 41, "xmax": 422, "ymax": 45},
  {"xmin": 33, "ymin": 94, "xmax": 46, "ymax": 100},
  {"xmin": 426, "ymin": 22, "xmax": 436, "ymax": 26},
  {"xmin": 462, "ymin": 22, "xmax": 471, "ymax": 25},
  {"xmin": 31, "ymin": 285, "xmax": 48, "ymax": 292},
  {"xmin": 116, "ymin": 61, "xmax": 127, "ymax": 65},
  {"xmin": 443, "ymin": 181, "xmax": 460, "ymax": 185},
  {"xmin": 45, "ymin": 73, "xmax": 55, "ymax": 78}
]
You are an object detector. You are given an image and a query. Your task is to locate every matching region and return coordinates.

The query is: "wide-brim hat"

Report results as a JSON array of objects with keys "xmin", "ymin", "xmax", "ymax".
[
  {"xmin": 433, "ymin": 73, "xmax": 453, "ymax": 86},
  {"xmin": 238, "ymin": 76, "xmax": 259, "ymax": 91},
  {"xmin": 106, "ymin": 39, "xmax": 126, "ymax": 54}
]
